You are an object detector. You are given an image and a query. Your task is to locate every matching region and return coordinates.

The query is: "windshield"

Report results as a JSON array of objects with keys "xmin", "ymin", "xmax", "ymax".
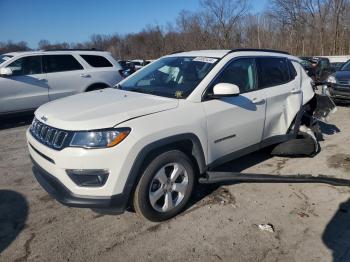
[
  {"xmin": 0, "ymin": 55, "xmax": 13, "ymax": 65},
  {"xmin": 340, "ymin": 60, "xmax": 350, "ymax": 71},
  {"xmin": 118, "ymin": 56, "xmax": 218, "ymax": 99}
]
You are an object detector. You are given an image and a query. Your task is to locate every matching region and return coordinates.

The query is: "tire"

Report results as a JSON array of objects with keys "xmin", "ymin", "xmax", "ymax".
[{"xmin": 133, "ymin": 150, "xmax": 195, "ymax": 221}]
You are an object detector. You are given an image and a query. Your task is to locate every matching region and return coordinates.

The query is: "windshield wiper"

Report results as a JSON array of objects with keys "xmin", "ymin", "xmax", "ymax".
[{"xmin": 126, "ymin": 88, "xmax": 155, "ymax": 95}]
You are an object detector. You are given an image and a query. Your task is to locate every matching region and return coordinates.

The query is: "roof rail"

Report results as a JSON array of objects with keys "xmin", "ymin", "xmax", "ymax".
[
  {"xmin": 170, "ymin": 50, "xmax": 185, "ymax": 54},
  {"xmin": 229, "ymin": 48, "xmax": 290, "ymax": 55},
  {"xmin": 41, "ymin": 48, "xmax": 103, "ymax": 52}
]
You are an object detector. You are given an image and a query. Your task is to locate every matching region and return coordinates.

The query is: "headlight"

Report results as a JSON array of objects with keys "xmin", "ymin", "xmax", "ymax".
[
  {"xmin": 70, "ymin": 128, "xmax": 130, "ymax": 148},
  {"xmin": 327, "ymin": 75, "xmax": 337, "ymax": 84}
]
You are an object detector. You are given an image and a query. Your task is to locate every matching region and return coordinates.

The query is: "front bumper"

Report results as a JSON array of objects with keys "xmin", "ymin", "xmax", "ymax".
[
  {"xmin": 26, "ymin": 125, "xmax": 141, "ymax": 212},
  {"xmin": 31, "ymin": 157, "xmax": 128, "ymax": 211}
]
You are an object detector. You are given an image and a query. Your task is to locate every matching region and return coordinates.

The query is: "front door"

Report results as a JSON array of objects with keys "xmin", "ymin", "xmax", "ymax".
[
  {"xmin": 0, "ymin": 55, "xmax": 49, "ymax": 114},
  {"xmin": 203, "ymin": 58, "xmax": 266, "ymax": 165}
]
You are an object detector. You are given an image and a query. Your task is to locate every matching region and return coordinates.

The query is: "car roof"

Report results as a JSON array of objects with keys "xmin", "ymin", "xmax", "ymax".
[
  {"xmin": 168, "ymin": 50, "xmax": 231, "ymax": 58},
  {"xmin": 4, "ymin": 50, "xmax": 111, "ymax": 57},
  {"xmin": 167, "ymin": 49, "xmax": 296, "ymax": 60}
]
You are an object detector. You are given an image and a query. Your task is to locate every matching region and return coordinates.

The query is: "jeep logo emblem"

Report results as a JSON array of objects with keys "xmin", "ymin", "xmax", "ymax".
[{"xmin": 41, "ymin": 116, "xmax": 48, "ymax": 122}]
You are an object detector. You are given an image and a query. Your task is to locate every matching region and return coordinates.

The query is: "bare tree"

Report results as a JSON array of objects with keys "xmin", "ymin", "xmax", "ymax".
[
  {"xmin": 0, "ymin": 41, "xmax": 31, "ymax": 54},
  {"xmin": 200, "ymin": 0, "xmax": 250, "ymax": 48},
  {"xmin": 2, "ymin": 0, "xmax": 350, "ymax": 57},
  {"xmin": 330, "ymin": 0, "xmax": 346, "ymax": 54}
]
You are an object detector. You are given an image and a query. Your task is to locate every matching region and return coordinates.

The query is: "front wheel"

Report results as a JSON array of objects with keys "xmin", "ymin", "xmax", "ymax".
[{"xmin": 133, "ymin": 150, "xmax": 195, "ymax": 221}]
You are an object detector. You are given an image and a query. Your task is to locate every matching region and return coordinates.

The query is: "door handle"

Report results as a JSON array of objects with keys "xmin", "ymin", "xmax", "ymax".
[
  {"xmin": 252, "ymin": 98, "xmax": 265, "ymax": 104},
  {"xmin": 36, "ymin": 78, "xmax": 47, "ymax": 82},
  {"xmin": 291, "ymin": 88, "xmax": 301, "ymax": 94},
  {"xmin": 80, "ymin": 73, "xmax": 91, "ymax": 78}
]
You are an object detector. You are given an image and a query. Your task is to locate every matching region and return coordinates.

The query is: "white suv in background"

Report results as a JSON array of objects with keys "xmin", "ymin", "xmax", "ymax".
[
  {"xmin": 0, "ymin": 50, "xmax": 123, "ymax": 115},
  {"xmin": 27, "ymin": 49, "xmax": 316, "ymax": 221}
]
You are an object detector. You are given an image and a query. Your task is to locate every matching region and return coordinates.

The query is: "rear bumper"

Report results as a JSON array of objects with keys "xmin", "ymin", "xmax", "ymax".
[{"xmin": 31, "ymin": 157, "xmax": 128, "ymax": 212}]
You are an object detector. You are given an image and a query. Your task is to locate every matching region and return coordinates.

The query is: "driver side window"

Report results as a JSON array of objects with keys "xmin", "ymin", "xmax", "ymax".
[
  {"xmin": 209, "ymin": 58, "xmax": 257, "ymax": 94},
  {"xmin": 6, "ymin": 56, "xmax": 42, "ymax": 76}
]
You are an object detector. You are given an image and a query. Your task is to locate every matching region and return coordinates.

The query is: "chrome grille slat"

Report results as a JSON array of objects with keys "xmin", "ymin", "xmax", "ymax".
[
  {"xmin": 30, "ymin": 118, "xmax": 68, "ymax": 150},
  {"xmin": 338, "ymin": 80, "xmax": 350, "ymax": 85},
  {"xmin": 46, "ymin": 128, "xmax": 54, "ymax": 144},
  {"xmin": 40, "ymin": 126, "xmax": 48, "ymax": 139}
]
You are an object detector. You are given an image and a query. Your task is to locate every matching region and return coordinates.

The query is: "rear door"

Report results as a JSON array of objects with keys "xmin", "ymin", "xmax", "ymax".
[
  {"xmin": 43, "ymin": 54, "xmax": 87, "ymax": 101},
  {"xmin": 79, "ymin": 54, "xmax": 121, "ymax": 86},
  {"xmin": 0, "ymin": 55, "xmax": 49, "ymax": 114},
  {"xmin": 256, "ymin": 57, "xmax": 302, "ymax": 140},
  {"xmin": 203, "ymin": 58, "xmax": 267, "ymax": 165}
]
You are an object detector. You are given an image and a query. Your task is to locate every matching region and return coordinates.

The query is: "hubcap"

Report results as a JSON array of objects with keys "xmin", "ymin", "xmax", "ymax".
[{"xmin": 148, "ymin": 162, "xmax": 189, "ymax": 213}]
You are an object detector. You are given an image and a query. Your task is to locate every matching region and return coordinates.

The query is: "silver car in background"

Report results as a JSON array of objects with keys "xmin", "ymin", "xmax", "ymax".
[{"xmin": 0, "ymin": 50, "xmax": 124, "ymax": 116}]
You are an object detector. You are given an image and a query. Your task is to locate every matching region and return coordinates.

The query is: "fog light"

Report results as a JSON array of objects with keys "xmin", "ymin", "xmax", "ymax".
[{"xmin": 66, "ymin": 169, "xmax": 109, "ymax": 187}]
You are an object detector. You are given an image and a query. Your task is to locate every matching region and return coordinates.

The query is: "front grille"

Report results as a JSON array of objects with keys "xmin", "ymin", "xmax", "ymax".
[
  {"xmin": 30, "ymin": 118, "xmax": 69, "ymax": 149},
  {"xmin": 338, "ymin": 80, "xmax": 350, "ymax": 85}
]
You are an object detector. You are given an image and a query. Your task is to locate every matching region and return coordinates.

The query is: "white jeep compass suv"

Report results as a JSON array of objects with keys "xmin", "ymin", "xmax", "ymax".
[
  {"xmin": 27, "ymin": 49, "xmax": 315, "ymax": 221},
  {"xmin": 0, "ymin": 49, "xmax": 123, "ymax": 115}
]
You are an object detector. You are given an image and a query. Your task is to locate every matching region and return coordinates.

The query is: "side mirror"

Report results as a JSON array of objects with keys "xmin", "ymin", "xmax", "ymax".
[
  {"xmin": 0, "ymin": 68, "xmax": 13, "ymax": 77},
  {"xmin": 212, "ymin": 83, "xmax": 240, "ymax": 98}
]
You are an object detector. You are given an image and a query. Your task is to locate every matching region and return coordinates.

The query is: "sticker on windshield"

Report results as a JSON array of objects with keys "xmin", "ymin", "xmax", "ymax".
[
  {"xmin": 192, "ymin": 57, "xmax": 218, "ymax": 64},
  {"xmin": 175, "ymin": 91, "xmax": 183, "ymax": 98}
]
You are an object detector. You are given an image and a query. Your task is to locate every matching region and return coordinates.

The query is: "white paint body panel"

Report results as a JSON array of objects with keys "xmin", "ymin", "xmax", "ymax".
[
  {"xmin": 35, "ymin": 88, "xmax": 179, "ymax": 130},
  {"xmin": 262, "ymin": 78, "xmax": 301, "ymax": 139},
  {"xmin": 0, "ymin": 72, "xmax": 49, "ymax": 113},
  {"xmin": 203, "ymin": 89, "xmax": 266, "ymax": 164}
]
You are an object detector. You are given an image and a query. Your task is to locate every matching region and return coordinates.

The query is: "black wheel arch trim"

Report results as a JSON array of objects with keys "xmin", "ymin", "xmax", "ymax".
[
  {"xmin": 121, "ymin": 133, "xmax": 206, "ymax": 204},
  {"xmin": 85, "ymin": 82, "xmax": 110, "ymax": 91}
]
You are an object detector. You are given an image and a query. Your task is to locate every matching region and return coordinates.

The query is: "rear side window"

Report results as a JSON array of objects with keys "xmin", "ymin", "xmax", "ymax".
[
  {"xmin": 257, "ymin": 58, "xmax": 290, "ymax": 88},
  {"xmin": 80, "ymin": 55, "xmax": 113, "ymax": 67},
  {"xmin": 288, "ymin": 60, "xmax": 297, "ymax": 80},
  {"xmin": 6, "ymin": 56, "xmax": 42, "ymax": 76},
  {"xmin": 43, "ymin": 55, "xmax": 83, "ymax": 73}
]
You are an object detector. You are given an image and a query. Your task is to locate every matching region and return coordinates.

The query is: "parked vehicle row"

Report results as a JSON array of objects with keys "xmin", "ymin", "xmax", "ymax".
[
  {"xmin": 298, "ymin": 55, "xmax": 350, "ymax": 102},
  {"xmin": 326, "ymin": 59, "xmax": 350, "ymax": 101},
  {"xmin": 0, "ymin": 50, "xmax": 124, "ymax": 115},
  {"xmin": 27, "ymin": 49, "xmax": 317, "ymax": 221},
  {"xmin": 118, "ymin": 59, "xmax": 154, "ymax": 75}
]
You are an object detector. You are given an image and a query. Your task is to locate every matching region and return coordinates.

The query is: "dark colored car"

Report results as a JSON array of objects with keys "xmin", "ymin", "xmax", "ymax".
[
  {"xmin": 327, "ymin": 59, "xmax": 350, "ymax": 101},
  {"xmin": 330, "ymin": 62, "xmax": 345, "ymax": 72}
]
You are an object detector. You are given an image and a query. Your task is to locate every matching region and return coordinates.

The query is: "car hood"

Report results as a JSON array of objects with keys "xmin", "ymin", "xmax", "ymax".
[
  {"xmin": 335, "ymin": 71, "xmax": 350, "ymax": 81},
  {"xmin": 35, "ymin": 88, "xmax": 179, "ymax": 130}
]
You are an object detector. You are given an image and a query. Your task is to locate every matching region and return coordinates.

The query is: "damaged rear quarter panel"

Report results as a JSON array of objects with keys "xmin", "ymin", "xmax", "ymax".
[
  {"xmin": 263, "ymin": 84, "xmax": 301, "ymax": 139},
  {"xmin": 262, "ymin": 62, "xmax": 315, "ymax": 140}
]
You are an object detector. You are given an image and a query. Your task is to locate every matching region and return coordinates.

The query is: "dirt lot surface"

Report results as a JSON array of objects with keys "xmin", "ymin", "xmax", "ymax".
[{"xmin": 1, "ymin": 105, "xmax": 350, "ymax": 262}]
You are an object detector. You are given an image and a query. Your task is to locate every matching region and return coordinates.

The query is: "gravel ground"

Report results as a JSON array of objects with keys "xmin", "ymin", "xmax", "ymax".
[{"xmin": 0, "ymin": 105, "xmax": 350, "ymax": 262}]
